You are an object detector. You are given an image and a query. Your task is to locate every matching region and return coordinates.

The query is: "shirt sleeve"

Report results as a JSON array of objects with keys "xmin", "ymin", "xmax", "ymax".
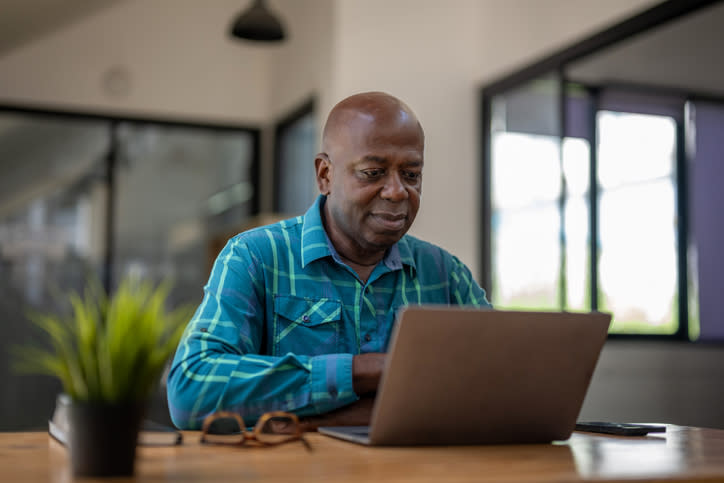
[
  {"xmin": 448, "ymin": 255, "xmax": 493, "ymax": 308},
  {"xmin": 166, "ymin": 236, "xmax": 359, "ymax": 430}
]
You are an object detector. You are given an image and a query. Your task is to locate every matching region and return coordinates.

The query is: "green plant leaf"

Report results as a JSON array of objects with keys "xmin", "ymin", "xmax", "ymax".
[{"xmin": 13, "ymin": 276, "xmax": 194, "ymax": 404}]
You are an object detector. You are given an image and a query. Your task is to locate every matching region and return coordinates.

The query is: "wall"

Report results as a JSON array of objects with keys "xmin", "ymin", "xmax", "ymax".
[
  {"xmin": 263, "ymin": 0, "xmax": 336, "ymax": 213},
  {"xmin": 329, "ymin": 0, "xmax": 659, "ymax": 275},
  {"xmin": 581, "ymin": 342, "xmax": 724, "ymax": 428},
  {"xmin": 0, "ymin": 0, "xmax": 272, "ymax": 124},
  {"xmin": 269, "ymin": 0, "xmax": 334, "ymax": 120},
  {"xmin": 0, "ymin": 0, "xmax": 662, "ymax": 262}
]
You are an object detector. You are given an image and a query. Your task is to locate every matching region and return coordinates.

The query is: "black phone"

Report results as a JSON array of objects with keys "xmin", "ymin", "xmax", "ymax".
[{"xmin": 575, "ymin": 422, "xmax": 667, "ymax": 436}]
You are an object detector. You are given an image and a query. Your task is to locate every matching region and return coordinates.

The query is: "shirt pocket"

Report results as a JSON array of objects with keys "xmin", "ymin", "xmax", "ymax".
[{"xmin": 273, "ymin": 294, "xmax": 342, "ymax": 356}]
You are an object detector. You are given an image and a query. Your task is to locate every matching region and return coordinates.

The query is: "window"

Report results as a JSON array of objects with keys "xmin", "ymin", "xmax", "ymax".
[
  {"xmin": 0, "ymin": 108, "xmax": 259, "ymax": 430},
  {"xmin": 274, "ymin": 99, "xmax": 318, "ymax": 215},
  {"xmin": 485, "ymin": 82, "xmax": 695, "ymax": 338},
  {"xmin": 114, "ymin": 122, "xmax": 256, "ymax": 303},
  {"xmin": 479, "ymin": 0, "xmax": 724, "ymax": 342}
]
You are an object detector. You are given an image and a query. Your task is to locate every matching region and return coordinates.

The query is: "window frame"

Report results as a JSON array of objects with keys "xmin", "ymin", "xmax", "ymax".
[{"xmin": 479, "ymin": 0, "xmax": 723, "ymax": 340}]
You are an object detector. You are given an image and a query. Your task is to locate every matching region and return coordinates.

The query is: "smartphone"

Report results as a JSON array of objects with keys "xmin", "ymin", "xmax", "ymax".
[{"xmin": 575, "ymin": 422, "xmax": 666, "ymax": 436}]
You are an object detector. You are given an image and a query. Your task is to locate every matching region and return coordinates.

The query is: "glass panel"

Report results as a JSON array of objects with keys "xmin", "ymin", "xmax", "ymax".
[
  {"xmin": 597, "ymin": 111, "xmax": 678, "ymax": 334},
  {"xmin": 275, "ymin": 110, "xmax": 317, "ymax": 215},
  {"xmin": 490, "ymin": 74, "xmax": 562, "ymax": 309},
  {"xmin": 0, "ymin": 113, "xmax": 110, "ymax": 430},
  {"xmin": 598, "ymin": 112, "xmax": 675, "ymax": 187},
  {"xmin": 114, "ymin": 123, "xmax": 256, "ymax": 305}
]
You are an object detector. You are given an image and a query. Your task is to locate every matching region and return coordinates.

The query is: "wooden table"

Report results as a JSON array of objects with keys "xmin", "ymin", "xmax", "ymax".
[{"xmin": 2, "ymin": 425, "xmax": 724, "ymax": 482}]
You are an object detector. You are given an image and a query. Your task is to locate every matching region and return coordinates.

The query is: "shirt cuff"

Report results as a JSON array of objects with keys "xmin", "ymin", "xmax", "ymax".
[{"xmin": 309, "ymin": 353, "xmax": 359, "ymax": 414}]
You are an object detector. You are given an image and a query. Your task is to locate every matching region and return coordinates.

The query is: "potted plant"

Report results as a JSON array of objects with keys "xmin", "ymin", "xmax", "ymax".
[{"xmin": 15, "ymin": 277, "xmax": 192, "ymax": 477}]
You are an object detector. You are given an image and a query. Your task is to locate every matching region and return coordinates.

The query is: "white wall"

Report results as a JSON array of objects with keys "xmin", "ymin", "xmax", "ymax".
[
  {"xmin": 327, "ymin": 0, "xmax": 658, "ymax": 276},
  {"xmin": 262, "ymin": 0, "xmax": 336, "ymax": 212},
  {"xmin": 269, "ymin": 0, "xmax": 335, "ymax": 120},
  {"xmin": 330, "ymin": 0, "xmax": 482, "ymax": 274},
  {"xmin": 0, "ymin": 0, "xmax": 272, "ymax": 124}
]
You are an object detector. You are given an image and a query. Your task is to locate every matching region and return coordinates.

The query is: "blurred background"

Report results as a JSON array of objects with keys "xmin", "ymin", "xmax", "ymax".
[{"xmin": 1, "ymin": 0, "xmax": 722, "ymax": 431}]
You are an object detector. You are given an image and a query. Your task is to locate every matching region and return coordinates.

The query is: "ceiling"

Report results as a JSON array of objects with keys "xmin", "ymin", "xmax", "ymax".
[
  {"xmin": 0, "ymin": 0, "xmax": 121, "ymax": 56},
  {"xmin": 2, "ymin": 0, "xmax": 721, "ymax": 98},
  {"xmin": 567, "ymin": 1, "xmax": 724, "ymax": 98}
]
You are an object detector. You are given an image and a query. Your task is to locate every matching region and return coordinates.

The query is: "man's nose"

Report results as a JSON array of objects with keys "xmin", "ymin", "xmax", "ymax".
[{"xmin": 381, "ymin": 172, "xmax": 409, "ymax": 201}]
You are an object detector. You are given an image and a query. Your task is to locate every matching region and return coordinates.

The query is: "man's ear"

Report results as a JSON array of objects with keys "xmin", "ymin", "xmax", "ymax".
[{"xmin": 315, "ymin": 153, "xmax": 332, "ymax": 195}]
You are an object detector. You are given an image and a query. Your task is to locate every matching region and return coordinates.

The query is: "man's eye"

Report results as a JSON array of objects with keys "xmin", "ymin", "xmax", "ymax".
[
  {"xmin": 403, "ymin": 171, "xmax": 421, "ymax": 181},
  {"xmin": 362, "ymin": 169, "xmax": 384, "ymax": 178}
]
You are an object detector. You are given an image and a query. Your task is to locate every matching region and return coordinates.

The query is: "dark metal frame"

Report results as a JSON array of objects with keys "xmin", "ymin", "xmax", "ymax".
[
  {"xmin": 479, "ymin": 0, "xmax": 723, "ymax": 340},
  {"xmin": 480, "ymin": 0, "xmax": 720, "ymax": 98},
  {"xmin": 0, "ymin": 103, "xmax": 262, "ymax": 293},
  {"xmin": 674, "ymin": 115, "xmax": 689, "ymax": 340},
  {"xmin": 587, "ymin": 86, "xmax": 601, "ymax": 313}
]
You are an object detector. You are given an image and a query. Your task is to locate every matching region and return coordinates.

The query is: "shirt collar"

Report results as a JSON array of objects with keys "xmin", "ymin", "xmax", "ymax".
[
  {"xmin": 300, "ymin": 195, "xmax": 417, "ymax": 276},
  {"xmin": 300, "ymin": 195, "xmax": 333, "ymax": 268}
]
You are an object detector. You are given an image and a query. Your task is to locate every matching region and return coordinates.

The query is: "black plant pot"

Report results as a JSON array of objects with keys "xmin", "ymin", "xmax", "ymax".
[{"xmin": 68, "ymin": 400, "xmax": 145, "ymax": 477}]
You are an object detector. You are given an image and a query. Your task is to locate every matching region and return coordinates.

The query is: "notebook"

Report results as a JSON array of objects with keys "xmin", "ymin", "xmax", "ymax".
[{"xmin": 318, "ymin": 306, "xmax": 611, "ymax": 446}]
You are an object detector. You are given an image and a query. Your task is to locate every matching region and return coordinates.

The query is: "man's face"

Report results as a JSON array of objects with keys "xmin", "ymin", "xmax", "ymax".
[{"xmin": 319, "ymin": 112, "xmax": 424, "ymax": 261}]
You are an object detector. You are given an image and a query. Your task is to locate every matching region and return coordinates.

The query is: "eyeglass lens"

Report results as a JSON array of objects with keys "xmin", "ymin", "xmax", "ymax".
[
  {"xmin": 256, "ymin": 415, "xmax": 299, "ymax": 444},
  {"xmin": 204, "ymin": 417, "xmax": 244, "ymax": 444}
]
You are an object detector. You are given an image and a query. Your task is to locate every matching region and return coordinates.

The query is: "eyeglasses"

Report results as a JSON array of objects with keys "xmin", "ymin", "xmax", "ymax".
[{"xmin": 200, "ymin": 411, "xmax": 311, "ymax": 451}]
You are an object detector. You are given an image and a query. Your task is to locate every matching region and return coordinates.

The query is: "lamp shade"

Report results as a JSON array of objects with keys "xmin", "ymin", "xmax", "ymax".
[{"xmin": 230, "ymin": 0, "xmax": 285, "ymax": 42}]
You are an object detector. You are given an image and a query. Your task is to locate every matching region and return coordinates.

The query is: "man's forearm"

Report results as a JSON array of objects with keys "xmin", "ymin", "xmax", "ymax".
[{"xmin": 167, "ymin": 350, "xmax": 358, "ymax": 429}]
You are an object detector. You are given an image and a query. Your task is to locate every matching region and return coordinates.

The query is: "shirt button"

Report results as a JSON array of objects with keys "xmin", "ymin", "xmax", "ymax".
[
  {"xmin": 302, "ymin": 315, "xmax": 310, "ymax": 323},
  {"xmin": 365, "ymin": 334, "xmax": 372, "ymax": 342}
]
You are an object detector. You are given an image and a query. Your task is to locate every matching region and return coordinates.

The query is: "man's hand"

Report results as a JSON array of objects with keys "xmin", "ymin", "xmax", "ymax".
[
  {"xmin": 352, "ymin": 352, "xmax": 386, "ymax": 395},
  {"xmin": 300, "ymin": 397, "xmax": 375, "ymax": 431},
  {"xmin": 298, "ymin": 354, "xmax": 385, "ymax": 432}
]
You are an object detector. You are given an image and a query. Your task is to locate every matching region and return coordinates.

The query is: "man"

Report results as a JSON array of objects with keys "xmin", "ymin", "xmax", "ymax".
[{"xmin": 167, "ymin": 92, "xmax": 491, "ymax": 430}]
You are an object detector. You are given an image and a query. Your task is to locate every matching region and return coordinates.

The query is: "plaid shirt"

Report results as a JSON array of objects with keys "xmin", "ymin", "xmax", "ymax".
[{"xmin": 167, "ymin": 195, "xmax": 491, "ymax": 429}]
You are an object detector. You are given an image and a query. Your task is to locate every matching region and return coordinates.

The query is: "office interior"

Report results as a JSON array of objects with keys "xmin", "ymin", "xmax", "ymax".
[{"xmin": 0, "ymin": 0, "xmax": 722, "ymax": 432}]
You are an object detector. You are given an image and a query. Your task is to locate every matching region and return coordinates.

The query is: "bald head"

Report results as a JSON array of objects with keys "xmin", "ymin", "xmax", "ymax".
[
  {"xmin": 321, "ymin": 92, "xmax": 424, "ymax": 158},
  {"xmin": 314, "ymin": 91, "xmax": 425, "ymax": 267}
]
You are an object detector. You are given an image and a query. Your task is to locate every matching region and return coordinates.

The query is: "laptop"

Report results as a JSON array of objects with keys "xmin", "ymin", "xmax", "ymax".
[{"xmin": 318, "ymin": 306, "xmax": 611, "ymax": 445}]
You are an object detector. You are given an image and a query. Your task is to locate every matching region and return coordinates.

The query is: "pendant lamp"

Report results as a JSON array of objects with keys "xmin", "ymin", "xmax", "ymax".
[{"xmin": 230, "ymin": 0, "xmax": 286, "ymax": 42}]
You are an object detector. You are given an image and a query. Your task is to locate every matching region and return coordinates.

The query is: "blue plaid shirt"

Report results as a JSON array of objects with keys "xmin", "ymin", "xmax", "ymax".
[{"xmin": 167, "ymin": 195, "xmax": 491, "ymax": 429}]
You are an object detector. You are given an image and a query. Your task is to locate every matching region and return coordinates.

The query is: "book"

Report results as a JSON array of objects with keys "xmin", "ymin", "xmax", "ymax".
[{"xmin": 49, "ymin": 393, "xmax": 182, "ymax": 447}]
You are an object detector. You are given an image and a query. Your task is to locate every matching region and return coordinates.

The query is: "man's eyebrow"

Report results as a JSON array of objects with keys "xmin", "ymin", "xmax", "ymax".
[
  {"xmin": 360, "ymin": 155, "xmax": 388, "ymax": 164},
  {"xmin": 356, "ymin": 155, "xmax": 423, "ymax": 166}
]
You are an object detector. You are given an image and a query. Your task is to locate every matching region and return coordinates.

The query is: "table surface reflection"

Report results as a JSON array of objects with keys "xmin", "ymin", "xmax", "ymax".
[{"xmin": 1, "ymin": 425, "xmax": 724, "ymax": 482}]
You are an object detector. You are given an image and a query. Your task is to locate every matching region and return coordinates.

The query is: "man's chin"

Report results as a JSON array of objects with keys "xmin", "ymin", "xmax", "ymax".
[{"xmin": 365, "ymin": 228, "xmax": 409, "ymax": 249}]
